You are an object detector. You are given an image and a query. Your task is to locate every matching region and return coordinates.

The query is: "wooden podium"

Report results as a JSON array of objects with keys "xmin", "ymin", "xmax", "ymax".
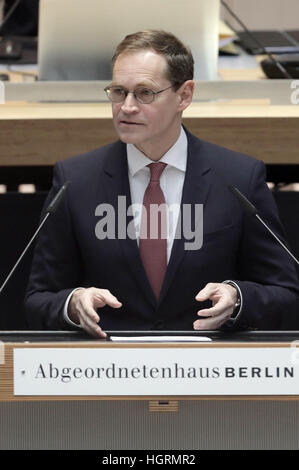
[{"xmin": 1, "ymin": 330, "xmax": 299, "ymax": 450}]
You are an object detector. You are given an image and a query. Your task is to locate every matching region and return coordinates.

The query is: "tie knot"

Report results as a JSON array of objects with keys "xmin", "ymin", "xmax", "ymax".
[{"xmin": 148, "ymin": 162, "xmax": 167, "ymax": 182}]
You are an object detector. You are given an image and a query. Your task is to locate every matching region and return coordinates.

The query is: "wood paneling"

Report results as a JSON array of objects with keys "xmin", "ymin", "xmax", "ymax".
[{"xmin": 1, "ymin": 102, "xmax": 299, "ymax": 165}]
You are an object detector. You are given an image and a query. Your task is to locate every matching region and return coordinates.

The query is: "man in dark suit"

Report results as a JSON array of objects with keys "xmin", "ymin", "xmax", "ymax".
[{"xmin": 25, "ymin": 30, "xmax": 299, "ymax": 337}]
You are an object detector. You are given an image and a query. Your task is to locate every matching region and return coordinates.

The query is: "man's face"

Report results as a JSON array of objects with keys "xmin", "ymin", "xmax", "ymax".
[{"xmin": 111, "ymin": 50, "xmax": 188, "ymax": 159}]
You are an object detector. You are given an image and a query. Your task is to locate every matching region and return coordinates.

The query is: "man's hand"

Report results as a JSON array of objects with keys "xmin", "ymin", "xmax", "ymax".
[
  {"xmin": 68, "ymin": 287, "xmax": 122, "ymax": 338},
  {"xmin": 193, "ymin": 282, "xmax": 238, "ymax": 330}
]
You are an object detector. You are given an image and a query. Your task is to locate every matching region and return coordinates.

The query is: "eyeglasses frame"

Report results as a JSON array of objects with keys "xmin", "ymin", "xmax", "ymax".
[{"xmin": 104, "ymin": 84, "xmax": 174, "ymax": 104}]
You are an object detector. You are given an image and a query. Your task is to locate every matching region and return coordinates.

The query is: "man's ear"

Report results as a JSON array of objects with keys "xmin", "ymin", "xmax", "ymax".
[{"xmin": 177, "ymin": 80, "xmax": 194, "ymax": 111}]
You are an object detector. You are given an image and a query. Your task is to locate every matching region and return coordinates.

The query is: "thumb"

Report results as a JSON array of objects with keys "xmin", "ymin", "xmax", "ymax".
[{"xmin": 94, "ymin": 292, "xmax": 122, "ymax": 309}]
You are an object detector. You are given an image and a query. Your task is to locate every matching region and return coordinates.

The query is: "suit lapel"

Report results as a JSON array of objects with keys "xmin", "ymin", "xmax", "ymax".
[
  {"xmin": 159, "ymin": 132, "xmax": 212, "ymax": 302},
  {"xmin": 102, "ymin": 141, "xmax": 157, "ymax": 308}
]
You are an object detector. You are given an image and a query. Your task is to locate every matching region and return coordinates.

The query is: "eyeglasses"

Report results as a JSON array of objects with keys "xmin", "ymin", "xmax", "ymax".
[{"xmin": 104, "ymin": 85, "xmax": 173, "ymax": 104}]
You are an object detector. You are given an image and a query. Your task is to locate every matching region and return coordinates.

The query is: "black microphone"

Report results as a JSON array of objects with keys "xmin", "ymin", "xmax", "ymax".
[
  {"xmin": 0, "ymin": 0, "xmax": 21, "ymax": 33},
  {"xmin": 229, "ymin": 184, "xmax": 299, "ymax": 266},
  {"xmin": 220, "ymin": 0, "xmax": 293, "ymax": 79},
  {"xmin": 0, "ymin": 181, "xmax": 70, "ymax": 295}
]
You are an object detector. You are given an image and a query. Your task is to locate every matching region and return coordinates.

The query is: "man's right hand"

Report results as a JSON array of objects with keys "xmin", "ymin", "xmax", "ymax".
[{"xmin": 68, "ymin": 287, "xmax": 122, "ymax": 338}]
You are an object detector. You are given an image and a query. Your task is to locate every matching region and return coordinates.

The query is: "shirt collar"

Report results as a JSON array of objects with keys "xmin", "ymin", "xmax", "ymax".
[{"xmin": 127, "ymin": 127, "xmax": 187, "ymax": 177}]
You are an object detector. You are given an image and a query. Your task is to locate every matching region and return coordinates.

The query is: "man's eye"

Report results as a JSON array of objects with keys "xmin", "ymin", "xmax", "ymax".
[
  {"xmin": 137, "ymin": 88, "xmax": 153, "ymax": 97},
  {"xmin": 113, "ymin": 88, "xmax": 126, "ymax": 96}
]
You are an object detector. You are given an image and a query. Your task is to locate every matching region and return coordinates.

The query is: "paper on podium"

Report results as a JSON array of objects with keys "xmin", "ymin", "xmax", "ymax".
[{"xmin": 109, "ymin": 336, "xmax": 212, "ymax": 342}]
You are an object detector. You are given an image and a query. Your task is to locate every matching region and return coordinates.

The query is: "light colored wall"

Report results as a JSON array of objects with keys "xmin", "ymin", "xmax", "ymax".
[{"xmin": 221, "ymin": 0, "xmax": 299, "ymax": 30}]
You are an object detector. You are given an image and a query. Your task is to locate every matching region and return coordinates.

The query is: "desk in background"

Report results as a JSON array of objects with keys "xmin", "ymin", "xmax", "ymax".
[
  {"xmin": 1, "ymin": 99, "xmax": 299, "ymax": 167},
  {"xmin": 1, "ymin": 50, "xmax": 298, "ymax": 180}
]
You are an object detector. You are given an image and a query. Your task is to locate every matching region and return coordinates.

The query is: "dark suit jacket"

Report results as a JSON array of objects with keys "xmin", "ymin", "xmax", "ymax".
[{"xmin": 24, "ymin": 130, "xmax": 299, "ymax": 331}]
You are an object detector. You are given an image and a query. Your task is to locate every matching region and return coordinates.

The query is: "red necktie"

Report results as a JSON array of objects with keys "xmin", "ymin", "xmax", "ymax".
[{"xmin": 139, "ymin": 162, "xmax": 167, "ymax": 300}]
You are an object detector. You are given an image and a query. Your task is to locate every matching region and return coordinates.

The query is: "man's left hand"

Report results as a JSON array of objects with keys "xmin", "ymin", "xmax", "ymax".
[{"xmin": 193, "ymin": 282, "xmax": 237, "ymax": 330}]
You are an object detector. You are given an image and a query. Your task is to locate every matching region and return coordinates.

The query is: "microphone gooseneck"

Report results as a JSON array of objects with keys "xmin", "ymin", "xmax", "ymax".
[
  {"xmin": 220, "ymin": 0, "xmax": 293, "ymax": 79},
  {"xmin": 0, "ymin": 181, "xmax": 70, "ymax": 295},
  {"xmin": 229, "ymin": 184, "xmax": 299, "ymax": 266}
]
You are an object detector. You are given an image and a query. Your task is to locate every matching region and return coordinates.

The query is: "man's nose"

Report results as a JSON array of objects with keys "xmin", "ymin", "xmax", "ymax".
[{"xmin": 121, "ymin": 92, "xmax": 139, "ymax": 112}]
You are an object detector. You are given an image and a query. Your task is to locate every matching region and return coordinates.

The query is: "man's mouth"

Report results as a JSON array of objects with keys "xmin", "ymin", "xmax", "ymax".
[{"xmin": 119, "ymin": 120, "xmax": 143, "ymax": 126}]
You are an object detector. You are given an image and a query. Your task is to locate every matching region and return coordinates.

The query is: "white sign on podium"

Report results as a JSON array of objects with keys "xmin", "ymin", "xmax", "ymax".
[{"xmin": 13, "ymin": 346, "xmax": 299, "ymax": 396}]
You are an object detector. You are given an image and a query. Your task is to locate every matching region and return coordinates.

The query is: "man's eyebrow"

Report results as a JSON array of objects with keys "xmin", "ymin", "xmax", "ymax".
[
  {"xmin": 134, "ymin": 82, "xmax": 155, "ymax": 88},
  {"xmin": 110, "ymin": 83, "xmax": 126, "ymax": 88},
  {"xmin": 111, "ymin": 81, "xmax": 156, "ymax": 89}
]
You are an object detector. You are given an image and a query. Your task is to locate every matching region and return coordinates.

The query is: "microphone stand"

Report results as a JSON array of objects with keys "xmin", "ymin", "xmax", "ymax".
[
  {"xmin": 0, "ymin": 181, "xmax": 70, "ymax": 295},
  {"xmin": 229, "ymin": 185, "xmax": 299, "ymax": 266}
]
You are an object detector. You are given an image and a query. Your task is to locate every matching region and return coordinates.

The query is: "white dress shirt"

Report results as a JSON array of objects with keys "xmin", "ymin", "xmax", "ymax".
[{"xmin": 127, "ymin": 126, "xmax": 187, "ymax": 261}]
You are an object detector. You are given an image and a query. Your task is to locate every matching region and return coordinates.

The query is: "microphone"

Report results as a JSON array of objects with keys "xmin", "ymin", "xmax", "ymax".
[
  {"xmin": 0, "ymin": 181, "xmax": 70, "ymax": 295},
  {"xmin": 220, "ymin": 0, "xmax": 293, "ymax": 79},
  {"xmin": 0, "ymin": 0, "xmax": 21, "ymax": 33},
  {"xmin": 229, "ymin": 185, "xmax": 299, "ymax": 266}
]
